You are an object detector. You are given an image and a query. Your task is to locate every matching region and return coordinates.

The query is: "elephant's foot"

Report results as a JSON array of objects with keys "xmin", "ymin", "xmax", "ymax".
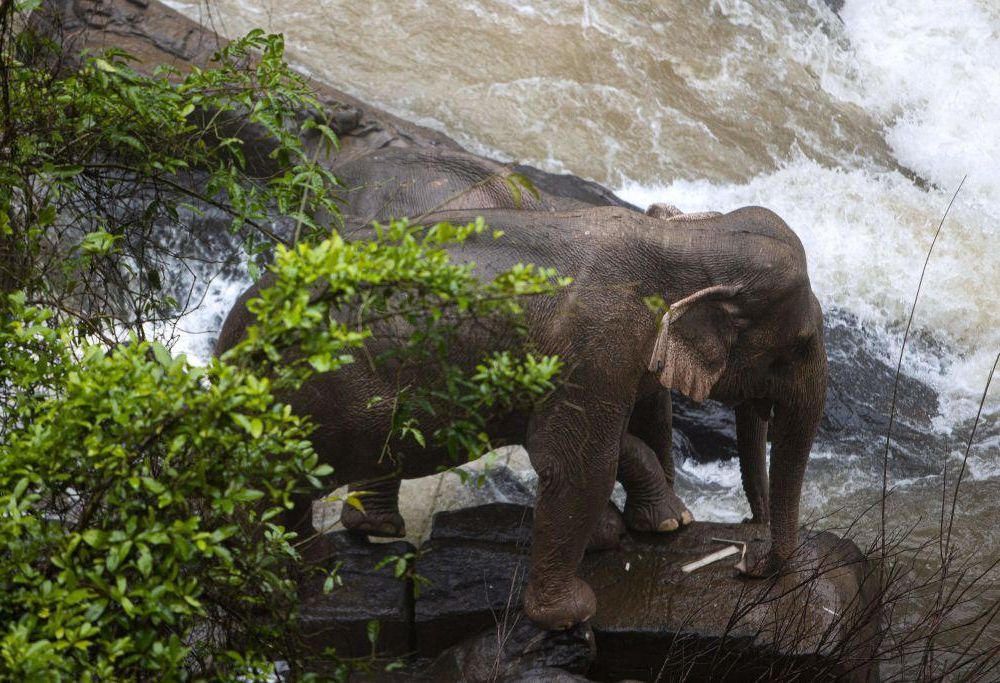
[
  {"xmin": 586, "ymin": 502, "xmax": 626, "ymax": 551},
  {"xmin": 618, "ymin": 433, "xmax": 691, "ymax": 533},
  {"xmin": 624, "ymin": 487, "xmax": 693, "ymax": 533},
  {"xmin": 523, "ymin": 576, "xmax": 597, "ymax": 631},
  {"xmin": 735, "ymin": 538, "xmax": 785, "ymax": 577},
  {"xmin": 341, "ymin": 505, "xmax": 406, "ymax": 537}
]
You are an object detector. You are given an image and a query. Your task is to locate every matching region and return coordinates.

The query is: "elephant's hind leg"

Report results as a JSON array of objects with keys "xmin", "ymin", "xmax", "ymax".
[
  {"xmin": 586, "ymin": 502, "xmax": 626, "ymax": 551},
  {"xmin": 340, "ymin": 477, "xmax": 406, "ymax": 538},
  {"xmin": 619, "ymin": 433, "xmax": 693, "ymax": 532}
]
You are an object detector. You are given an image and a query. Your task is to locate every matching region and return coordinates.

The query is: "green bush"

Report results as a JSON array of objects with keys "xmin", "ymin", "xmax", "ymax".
[
  {"xmin": 0, "ymin": 216, "xmax": 564, "ymax": 680},
  {"xmin": 0, "ymin": 294, "xmax": 322, "ymax": 679},
  {"xmin": 0, "ymin": 5, "xmax": 565, "ymax": 679}
]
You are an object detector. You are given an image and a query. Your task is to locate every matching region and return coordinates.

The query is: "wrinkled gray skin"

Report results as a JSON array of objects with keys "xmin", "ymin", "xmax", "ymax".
[
  {"xmin": 331, "ymin": 148, "xmax": 695, "ymax": 536},
  {"xmin": 216, "ymin": 205, "xmax": 827, "ymax": 630},
  {"xmin": 330, "ymin": 147, "xmax": 592, "ymax": 222},
  {"xmin": 641, "ymin": 202, "xmax": 773, "ymax": 526}
]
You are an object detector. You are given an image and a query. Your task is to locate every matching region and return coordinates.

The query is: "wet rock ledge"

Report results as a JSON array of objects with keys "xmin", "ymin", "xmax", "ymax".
[{"xmin": 302, "ymin": 503, "xmax": 880, "ymax": 682}]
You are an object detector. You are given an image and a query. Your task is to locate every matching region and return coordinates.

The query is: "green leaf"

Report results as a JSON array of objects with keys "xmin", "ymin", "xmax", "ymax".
[
  {"xmin": 12, "ymin": 477, "xmax": 29, "ymax": 501},
  {"xmin": 93, "ymin": 58, "xmax": 118, "ymax": 73},
  {"xmin": 47, "ymin": 164, "xmax": 84, "ymax": 179},
  {"xmin": 137, "ymin": 547, "xmax": 153, "ymax": 578},
  {"xmin": 15, "ymin": 0, "xmax": 45, "ymax": 14},
  {"xmin": 151, "ymin": 341, "xmax": 172, "ymax": 367},
  {"xmin": 80, "ymin": 230, "xmax": 119, "ymax": 256}
]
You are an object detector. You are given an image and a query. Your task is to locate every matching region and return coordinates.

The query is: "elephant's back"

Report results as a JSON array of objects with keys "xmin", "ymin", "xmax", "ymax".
[{"xmin": 331, "ymin": 148, "xmax": 552, "ymax": 221}]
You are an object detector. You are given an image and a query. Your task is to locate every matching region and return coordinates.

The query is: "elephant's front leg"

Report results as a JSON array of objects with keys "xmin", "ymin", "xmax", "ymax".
[
  {"xmin": 625, "ymin": 388, "xmax": 692, "ymax": 531},
  {"xmin": 736, "ymin": 403, "xmax": 770, "ymax": 524},
  {"xmin": 522, "ymin": 398, "xmax": 622, "ymax": 630}
]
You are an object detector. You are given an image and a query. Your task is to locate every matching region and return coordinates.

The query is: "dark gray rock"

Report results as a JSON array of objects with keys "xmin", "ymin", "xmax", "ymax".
[
  {"xmin": 823, "ymin": 0, "xmax": 845, "ymax": 14},
  {"xmin": 424, "ymin": 618, "xmax": 595, "ymax": 683},
  {"xmin": 671, "ymin": 395, "xmax": 738, "ymax": 463},
  {"xmin": 583, "ymin": 523, "xmax": 881, "ymax": 682},
  {"xmin": 821, "ymin": 311, "xmax": 945, "ymax": 475},
  {"xmin": 417, "ymin": 504, "xmax": 880, "ymax": 682},
  {"xmin": 429, "ymin": 502, "xmax": 534, "ymax": 548},
  {"xmin": 512, "ymin": 164, "xmax": 641, "ymax": 212},
  {"xmin": 477, "ymin": 464, "xmax": 537, "ymax": 507},
  {"xmin": 504, "ymin": 667, "xmax": 595, "ymax": 682},
  {"xmin": 415, "ymin": 506, "xmax": 533, "ymax": 655},
  {"xmin": 297, "ymin": 532, "xmax": 416, "ymax": 658}
]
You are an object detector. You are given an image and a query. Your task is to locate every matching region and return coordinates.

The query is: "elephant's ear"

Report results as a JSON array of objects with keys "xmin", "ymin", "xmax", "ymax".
[{"xmin": 648, "ymin": 285, "xmax": 740, "ymax": 403}]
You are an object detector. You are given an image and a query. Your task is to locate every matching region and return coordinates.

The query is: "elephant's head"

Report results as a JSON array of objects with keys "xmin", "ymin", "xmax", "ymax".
[{"xmin": 649, "ymin": 206, "xmax": 828, "ymax": 573}]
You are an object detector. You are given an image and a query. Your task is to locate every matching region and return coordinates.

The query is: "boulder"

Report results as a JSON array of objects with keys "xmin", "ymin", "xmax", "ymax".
[
  {"xmin": 415, "ymin": 504, "xmax": 534, "ymax": 655},
  {"xmin": 821, "ymin": 311, "xmax": 946, "ymax": 474},
  {"xmin": 297, "ymin": 532, "xmax": 416, "ymax": 658},
  {"xmin": 424, "ymin": 618, "xmax": 595, "ymax": 683},
  {"xmin": 583, "ymin": 523, "xmax": 881, "ymax": 682},
  {"xmin": 415, "ymin": 504, "xmax": 881, "ymax": 682}
]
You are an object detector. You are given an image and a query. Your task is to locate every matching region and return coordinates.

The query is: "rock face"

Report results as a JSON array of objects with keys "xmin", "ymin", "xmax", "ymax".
[
  {"xmin": 296, "ymin": 532, "xmax": 416, "ymax": 658},
  {"xmin": 583, "ymin": 524, "xmax": 880, "ymax": 682},
  {"xmin": 415, "ymin": 504, "xmax": 535, "ymax": 656},
  {"xmin": 291, "ymin": 505, "xmax": 880, "ymax": 681}
]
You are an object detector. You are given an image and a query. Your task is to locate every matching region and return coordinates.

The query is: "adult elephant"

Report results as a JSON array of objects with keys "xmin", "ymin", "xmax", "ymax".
[
  {"xmin": 330, "ymin": 147, "xmax": 694, "ymax": 533},
  {"xmin": 216, "ymin": 205, "xmax": 828, "ymax": 630}
]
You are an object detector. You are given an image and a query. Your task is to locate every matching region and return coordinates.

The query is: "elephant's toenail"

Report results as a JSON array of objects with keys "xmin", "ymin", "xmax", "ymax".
[
  {"xmin": 681, "ymin": 511, "xmax": 693, "ymax": 525},
  {"xmin": 658, "ymin": 518, "xmax": 680, "ymax": 532}
]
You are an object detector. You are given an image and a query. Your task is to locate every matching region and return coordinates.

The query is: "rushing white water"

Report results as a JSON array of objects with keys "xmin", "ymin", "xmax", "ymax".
[{"xmin": 167, "ymin": 1, "xmax": 999, "ymax": 513}]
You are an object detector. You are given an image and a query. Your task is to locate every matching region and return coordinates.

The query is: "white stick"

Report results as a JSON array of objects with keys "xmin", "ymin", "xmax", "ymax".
[{"xmin": 681, "ymin": 545, "xmax": 741, "ymax": 573}]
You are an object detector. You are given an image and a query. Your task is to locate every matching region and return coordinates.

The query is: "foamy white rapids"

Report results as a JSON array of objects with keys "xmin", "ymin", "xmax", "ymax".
[
  {"xmin": 161, "ymin": 272, "xmax": 251, "ymax": 363},
  {"xmin": 840, "ymin": 0, "xmax": 1000, "ymax": 205}
]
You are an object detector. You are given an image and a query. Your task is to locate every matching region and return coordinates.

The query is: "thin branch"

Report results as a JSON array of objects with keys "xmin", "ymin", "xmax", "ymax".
[{"xmin": 881, "ymin": 175, "xmax": 966, "ymax": 556}]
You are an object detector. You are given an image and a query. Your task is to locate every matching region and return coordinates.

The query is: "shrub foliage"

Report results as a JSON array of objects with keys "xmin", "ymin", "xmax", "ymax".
[{"xmin": 0, "ymin": 4, "xmax": 563, "ymax": 679}]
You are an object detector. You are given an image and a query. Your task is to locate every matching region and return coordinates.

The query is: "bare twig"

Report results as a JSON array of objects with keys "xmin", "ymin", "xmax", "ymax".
[{"xmin": 881, "ymin": 175, "xmax": 966, "ymax": 556}]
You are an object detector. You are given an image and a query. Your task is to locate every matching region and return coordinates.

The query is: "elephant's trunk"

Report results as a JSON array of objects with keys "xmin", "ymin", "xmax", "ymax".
[{"xmin": 766, "ymin": 351, "xmax": 827, "ymax": 565}]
